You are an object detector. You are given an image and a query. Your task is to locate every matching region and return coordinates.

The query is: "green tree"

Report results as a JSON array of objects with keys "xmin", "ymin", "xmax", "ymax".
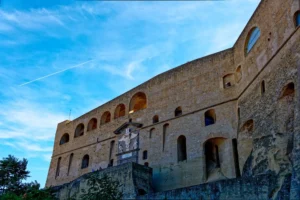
[
  {"xmin": 0, "ymin": 155, "xmax": 55, "ymax": 200},
  {"xmin": 80, "ymin": 174, "xmax": 123, "ymax": 200},
  {"xmin": 0, "ymin": 155, "xmax": 29, "ymax": 195}
]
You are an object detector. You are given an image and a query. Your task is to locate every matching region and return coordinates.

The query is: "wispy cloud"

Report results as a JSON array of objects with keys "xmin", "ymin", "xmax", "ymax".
[{"xmin": 19, "ymin": 59, "xmax": 95, "ymax": 86}]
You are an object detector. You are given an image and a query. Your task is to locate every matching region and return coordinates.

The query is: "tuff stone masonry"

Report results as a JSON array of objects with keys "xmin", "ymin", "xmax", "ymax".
[{"xmin": 46, "ymin": 0, "xmax": 300, "ymax": 199}]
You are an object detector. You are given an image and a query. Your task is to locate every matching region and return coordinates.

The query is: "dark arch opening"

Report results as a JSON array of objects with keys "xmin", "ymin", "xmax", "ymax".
[
  {"xmin": 87, "ymin": 118, "xmax": 97, "ymax": 131},
  {"xmin": 60, "ymin": 133, "xmax": 69, "ymax": 145},
  {"xmin": 175, "ymin": 107, "xmax": 182, "ymax": 117},
  {"xmin": 74, "ymin": 123, "xmax": 84, "ymax": 138},
  {"xmin": 101, "ymin": 111, "xmax": 111, "ymax": 125},
  {"xmin": 129, "ymin": 92, "xmax": 147, "ymax": 114},
  {"xmin": 294, "ymin": 11, "xmax": 300, "ymax": 27},
  {"xmin": 205, "ymin": 109, "xmax": 216, "ymax": 126},
  {"xmin": 261, "ymin": 80, "xmax": 266, "ymax": 95},
  {"xmin": 204, "ymin": 137, "xmax": 227, "ymax": 179},
  {"xmin": 114, "ymin": 104, "xmax": 126, "ymax": 119},
  {"xmin": 152, "ymin": 115, "xmax": 159, "ymax": 123},
  {"xmin": 143, "ymin": 150, "xmax": 148, "ymax": 160},
  {"xmin": 67, "ymin": 153, "xmax": 73, "ymax": 176},
  {"xmin": 163, "ymin": 124, "xmax": 169, "ymax": 152},
  {"xmin": 81, "ymin": 154, "xmax": 89, "ymax": 169},
  {"xmin": 280, "ymin": 82, "xmax": 295, "ymax": 99},
  {"xmin": 55, "ymin": 157, "xmax": 61, "ymax": 179},
  {"xmin": 177, "ymin": 135, "xmax": 187, "ymax": 162}
]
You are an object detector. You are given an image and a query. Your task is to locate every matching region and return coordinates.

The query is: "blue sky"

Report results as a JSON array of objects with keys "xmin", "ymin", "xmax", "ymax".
[{"xmin": 0, "ymin": 0, "xmax": 260, "ymax": 187}]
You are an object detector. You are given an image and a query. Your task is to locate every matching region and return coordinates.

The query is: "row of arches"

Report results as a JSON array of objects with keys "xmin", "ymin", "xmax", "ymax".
[
  {"xmin": 60, "ymin": 107, "xmax": 216, "ymax": 145},
  {"xmin": 55, "ymin": 140, "xmax": 116, "ymax": 178},
  {"xmin": 68, "ymin": 92, "xmax": 147, "ymax": 139},
  {"xmin": 55, "ymin": 154, "xmax": 89, "ymax": 179}
]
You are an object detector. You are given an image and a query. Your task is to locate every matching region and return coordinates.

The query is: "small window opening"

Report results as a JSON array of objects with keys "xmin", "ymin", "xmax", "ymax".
[
  {"xmin": 223, "ymin": 74, "xmax": 235, "ymax": 88},
  {"xmin": 175, "ymin": 107, "xmax": 182, "ymax": 117},
  {"xmin": 143, "ymin": 150, "xmax": 148, "ymax": 160},
  {"xmin": 55, "ymin": 157, "xmax": 61, "ymax": 178},
  {"xmin": 109, "ymin": 159, "xmax": 114, "ymax": 167},
  {"xmin": 232, "ymin": 139, "xmax": 241, "ymax": 177},
  {"xmin": 177, "ymin": 135, "xmax": 187, "ymax": 162},
  {"xmin": 237, "ymin": 107, "xmax": 240, "ymax": 119},
  {"xmin": 153, "ymin": 115, "xmax": 159, "ymax": 123},
  {"xmin": 67, "ymin": 153, "xmax": 73, "ymax": 176},
  {"xmin": 261, "ymin": 80, "xmax": 266, "ymax": 94},
  {"xmin": 205, "ymin": 109, "xmax": 216, "ymax": 126},
  {"xmin": 144, "ymin": 162, "xmax": 149, "ymax": 167},
  {"xmin": 81, "ymin": 155, "xmax": 89, "ymax": 169},
  {"xmin": 162, "ymin": 124, "xmax": 169, "ymax": 152},
  {"xmin": 294, "ymin": 11, "xmax": 300, "ymax": 27},
  {"xmin": 109, "ymin": 140, "xmax": 115, "ymax": 166}
]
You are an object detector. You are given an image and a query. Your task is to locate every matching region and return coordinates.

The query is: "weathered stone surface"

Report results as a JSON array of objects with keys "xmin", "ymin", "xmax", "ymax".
[
  {"xmin": 52, "ymin": 162, "xmax": 153, "ymax": 200},
  {"xmin": 46, "ymin": 0, "xmax": 300, "ymax": 198}
]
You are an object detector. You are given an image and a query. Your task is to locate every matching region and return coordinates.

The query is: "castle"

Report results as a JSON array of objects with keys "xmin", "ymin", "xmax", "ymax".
[{"xmin": 46, "ymin": 0, "xmax": 300, "ymax": 199}]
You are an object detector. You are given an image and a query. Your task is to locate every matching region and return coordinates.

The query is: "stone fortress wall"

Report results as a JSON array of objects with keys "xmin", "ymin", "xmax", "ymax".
[{"xmin": 46, "ymin": 0, "xmax": 300, "ymax": 197}]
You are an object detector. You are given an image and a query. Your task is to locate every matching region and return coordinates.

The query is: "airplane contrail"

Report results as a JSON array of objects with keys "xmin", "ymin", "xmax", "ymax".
[{"xmin": 19, "ymin": 59, "xmax": 95, "ymax": 86}]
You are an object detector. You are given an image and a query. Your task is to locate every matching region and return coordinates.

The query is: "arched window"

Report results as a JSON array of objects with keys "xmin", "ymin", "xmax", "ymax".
[
  {"xmin": 163, "ymin": 124, "xmax": 169, "ymax": 152},
  {"xmin": 223, "ymin": 74, "xmax": 235, "ymax": 88},
  {"xmin": 114, "ymin": 104, "xmax": 126, "ymax": 119},
  {"xmin": 100, "ymin": 111, "xmax": 111, "ymax": 125},
  {"xmin": 87, "ymin": 118, "xmax": 97, "ymax": 131},
  {"xmin": 177, "ymin": 135, "xmax": 187, "ymax": 162},
  {"xmin": 74, "ymin": 123, "xmax": 84, "ymax": 138},
  {"xmin": 294, "ymin": 11, "xmax": 300, "ymax": 27},
  {"xmin": 60, "ymin": 133, "xmax": 69, "ymax": 145},
  {"xmin": 149, "ymin": 128, "xmax": 155, "ymax": 139},
  {"xmin": 235, "ymin": 66, "xmax": 242, "ymax": 83},
  {"xmin": 204, "ymin": 137, "xmax": 227, "ymax": 179},
  {"xmin": 245, "ymin": 27, "xmax": 260, "ymax": 54},
  {"xmin": 67, "ymin": 153, "xmax": 73, "ymax": 176},
  {"xmin": 174, "ymin": 107, "xmax": 182, "ymax": 117},
  {"xmin": 261, "ymin": 80, "xmax": 266, "ymax": 95},
  {"xmin": 205, "ymin": 109, "xmax": 216, "ymax": 126},
  {"xmin": 81, "ymin": 155, "xmax": 89, "ymax": 169},
  {"xmin": 152, "ymin": 115, "xmax": 159, "ymax": 124},
  {"xmin": 143, "ymin": 150, "xmax": 148, "ymax": 160},
  {"xmin": 129, "ymin": 92, "xmax": 147, "ymax": 114},
  {"xmin": 279, "ymin": 82, "xmax": 295, "ymax": 99},
  {"xmin": 55, "ymin": 157, "xmax": 61, "ymax": 178}
]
